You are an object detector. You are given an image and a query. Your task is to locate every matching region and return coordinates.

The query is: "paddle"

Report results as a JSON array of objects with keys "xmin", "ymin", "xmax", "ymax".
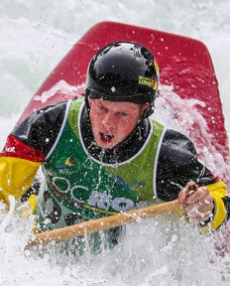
[{"xmin": 25, "ymin": 198, "xmax": 181, "ymax": 249}]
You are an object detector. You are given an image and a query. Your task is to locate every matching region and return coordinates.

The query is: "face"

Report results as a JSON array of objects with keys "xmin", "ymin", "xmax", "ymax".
[{"xmin": 88, "ymin": 97, "xmax": 148, "ymax": 149}]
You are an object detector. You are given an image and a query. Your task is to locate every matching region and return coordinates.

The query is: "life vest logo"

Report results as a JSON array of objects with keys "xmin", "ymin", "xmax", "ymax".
[
  {"xmin": 55, "ymin": 157, "xmax": 76, "ymax": 169},
  {"xmin": 111, "ymin": 175, "xmax": 145, "ymax": 193}
]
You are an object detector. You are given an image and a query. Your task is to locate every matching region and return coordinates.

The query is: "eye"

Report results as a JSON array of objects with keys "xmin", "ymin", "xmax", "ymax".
[
  {"xmin": 117, "ymin": 112, "xmax": 128, "ymax": 117},
  {"xmin": 98, "ymin": 105, "xmax": 107, "ymax": 111}
]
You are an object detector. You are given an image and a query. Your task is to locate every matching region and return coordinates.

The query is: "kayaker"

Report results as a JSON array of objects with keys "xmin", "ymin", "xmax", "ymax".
[{"xmin": 0, "ymin": 42, "xmax": 229, "ymax": 252}]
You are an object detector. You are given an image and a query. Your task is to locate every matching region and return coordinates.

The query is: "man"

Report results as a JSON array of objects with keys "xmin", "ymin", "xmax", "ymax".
[{"xmin": 0, "ymin": 42, "xmax": 229, "ymax": 250}]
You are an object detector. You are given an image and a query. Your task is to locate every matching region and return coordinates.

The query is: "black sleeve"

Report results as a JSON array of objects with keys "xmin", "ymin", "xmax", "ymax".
[
  {"xmin": 11, "ymin": 101, "xmax": 68, "ymax": 157},
  {"xmin": 156, "ymin": 129, "xmax": 216, "ymax": 201}
]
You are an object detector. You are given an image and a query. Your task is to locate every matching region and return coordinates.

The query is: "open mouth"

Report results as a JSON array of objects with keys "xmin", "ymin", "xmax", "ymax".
[{"xmin": 99, "ymin": 132, "xmax": 114, "ymax": 142}]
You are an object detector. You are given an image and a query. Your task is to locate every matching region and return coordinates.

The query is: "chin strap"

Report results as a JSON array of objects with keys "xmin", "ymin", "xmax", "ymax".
[
  {"xmin": 84, "ymin": 89, "xmax": 90, "ymax": 111},
  {"xmin": 142, "ymin": 103, "xmax": 155, "ymax": 119}
]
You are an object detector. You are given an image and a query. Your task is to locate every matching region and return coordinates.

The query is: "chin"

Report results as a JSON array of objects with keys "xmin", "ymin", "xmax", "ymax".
[
  {"xmin": 96, "ymin": 140, "xmax": 116, "ymax": 149},
  {"xmin": 100, "ymin": 143, "xmax": 115, "ymax": 149}
]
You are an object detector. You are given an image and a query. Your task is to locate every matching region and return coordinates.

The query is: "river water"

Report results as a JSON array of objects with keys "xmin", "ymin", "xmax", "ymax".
[{"xmin": 1, "ymin": 1, "xmax": 230, "ymax": 285}]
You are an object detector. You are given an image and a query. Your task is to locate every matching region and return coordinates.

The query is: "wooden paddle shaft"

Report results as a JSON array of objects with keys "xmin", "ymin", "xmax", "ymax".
[{"xmin": 25, "ymin": 198, "xmax": 180, "ymax": 249}]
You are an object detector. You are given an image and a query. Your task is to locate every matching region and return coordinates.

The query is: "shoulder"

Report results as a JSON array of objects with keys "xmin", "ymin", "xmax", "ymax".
[
  {"xmin": 15, "ymin": 100, "xmax": 69, "ymax": 131},
  {"xmin": 163, "ymin": 128, "xmax": 193, "ymax": 144},
  {"xmin": 160, "ymin": 128, "xmax": 197, "ymax": 159},
  {"xmin": 11, "ymin": 100, "xmax": 70, "ymax": 156}
]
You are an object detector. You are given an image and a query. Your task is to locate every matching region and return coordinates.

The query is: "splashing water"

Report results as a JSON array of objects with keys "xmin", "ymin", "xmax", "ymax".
[{"xmin": 1, "ymin": 1, "xmax": 230, "ymax": 285}]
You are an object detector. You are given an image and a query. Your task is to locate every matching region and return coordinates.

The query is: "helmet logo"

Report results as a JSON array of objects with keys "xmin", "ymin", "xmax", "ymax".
[
  {"xmin": 138, "ymin": 76, "xmax": 158, "ymax": 90},
  {"xmin": 154, "ymin": 59, "xmax": 159, "ymax": 76}
]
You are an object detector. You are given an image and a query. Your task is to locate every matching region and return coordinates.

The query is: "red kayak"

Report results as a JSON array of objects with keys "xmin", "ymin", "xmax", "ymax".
[{"xmin": 18, "ymin": 21, "xmax": 229, "ymax": 184}]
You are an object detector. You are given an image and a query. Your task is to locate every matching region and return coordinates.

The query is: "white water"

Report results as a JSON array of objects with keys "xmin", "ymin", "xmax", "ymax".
[{"xmin": 1, "ymin": 1, "xmax": 230, "ymax": 285}]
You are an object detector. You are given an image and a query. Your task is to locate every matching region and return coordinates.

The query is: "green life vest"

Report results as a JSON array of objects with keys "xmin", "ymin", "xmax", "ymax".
[{"xmin": 36, "ymin": 97, "xmax": 165, "ymax": 231}]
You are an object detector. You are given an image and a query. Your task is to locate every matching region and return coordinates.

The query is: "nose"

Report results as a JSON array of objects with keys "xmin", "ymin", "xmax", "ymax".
[{"xmin": 102, "ymin": 112, "xmax": 116, "ymax": 129}]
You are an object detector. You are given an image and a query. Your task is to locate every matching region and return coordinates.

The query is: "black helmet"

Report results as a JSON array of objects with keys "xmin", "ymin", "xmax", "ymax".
[{"xmin": 85, "ymin": 42, "xmax": 159, "ymax": 108}]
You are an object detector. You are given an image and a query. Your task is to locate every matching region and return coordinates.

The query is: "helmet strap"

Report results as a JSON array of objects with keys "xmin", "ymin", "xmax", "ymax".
[
  {"xmin": 85, "ymin": 89, "xmax": 91, "ymax": 112},
  {"xmin": 142, "ymin": 104, "xmax": 154, "ymax": 119}
]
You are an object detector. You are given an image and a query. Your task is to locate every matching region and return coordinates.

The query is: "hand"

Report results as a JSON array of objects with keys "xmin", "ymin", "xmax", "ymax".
[{"xmin": 178, "ymin": 183, "xmax": 214, "ymax": 223}]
